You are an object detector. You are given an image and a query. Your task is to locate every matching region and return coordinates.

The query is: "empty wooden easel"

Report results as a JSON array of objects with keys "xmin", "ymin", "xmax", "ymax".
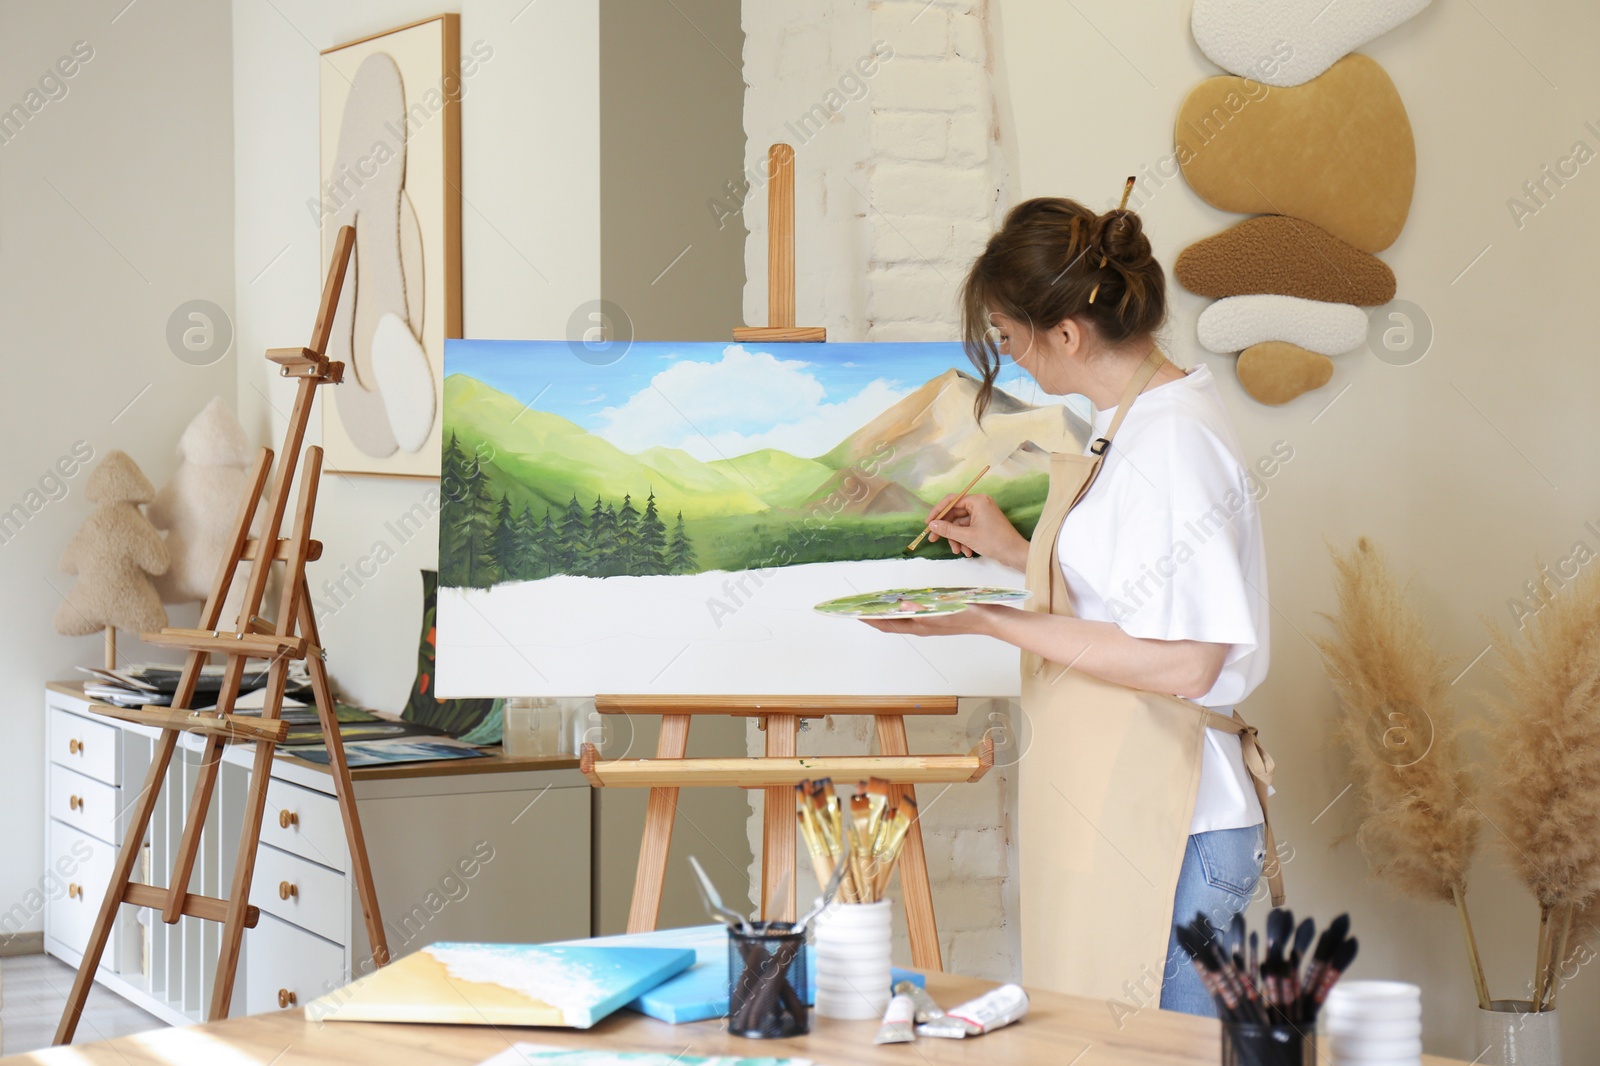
[{"xmin": 55, "ymin": 226, "xmax": 389, "ymax": 1042}]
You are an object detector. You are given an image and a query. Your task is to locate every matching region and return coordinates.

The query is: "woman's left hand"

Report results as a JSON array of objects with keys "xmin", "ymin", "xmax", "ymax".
[{"xmin": 860, "ymin": 604, "xmax": 1000, "ymax": 637}]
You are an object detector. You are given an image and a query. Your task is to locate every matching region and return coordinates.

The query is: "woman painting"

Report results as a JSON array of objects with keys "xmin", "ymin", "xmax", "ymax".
[{"xmin": 863, "ymin": 192, "xmax": 1284, "ymax": 1017}]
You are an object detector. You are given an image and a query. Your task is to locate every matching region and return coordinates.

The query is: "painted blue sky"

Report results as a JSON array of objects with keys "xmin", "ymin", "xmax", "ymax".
[{"xmin": 445, "ymin": 339, "xmax": 1043, "ymax": 461}]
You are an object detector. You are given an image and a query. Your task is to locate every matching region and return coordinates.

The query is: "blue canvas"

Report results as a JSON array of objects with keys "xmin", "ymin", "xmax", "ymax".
[
  {"xmin": 552, "ymin": 924, "xmax": 924, "ymax": 1023},
  {"xmin": 309, "ymin": 942, "xmax": 696, "ymax": 1028}
]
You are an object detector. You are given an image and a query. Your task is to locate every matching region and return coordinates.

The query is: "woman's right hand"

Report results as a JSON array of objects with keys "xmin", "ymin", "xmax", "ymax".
[{"xmin": 924, "ymin": 493, "xmax": 1029, "ymax": 571}]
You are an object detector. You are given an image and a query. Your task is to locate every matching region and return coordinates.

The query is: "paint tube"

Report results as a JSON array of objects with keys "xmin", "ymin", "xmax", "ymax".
[
  {"xmin": 892, "ymin": 979, "xmax": 945, "ymax": 1023},
  {"xmin": 915, "ymin": 983, "xmax": 1029, "ymax": 1038},
  {"xmin": 874, "ymin": 993, "xmax": 916, "ymax": 1043}
]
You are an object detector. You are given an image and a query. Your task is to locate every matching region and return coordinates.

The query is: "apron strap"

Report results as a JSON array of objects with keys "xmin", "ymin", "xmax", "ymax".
[
  {"xmin": 1064, "ymin": 346, "xmax": 1171, "ymax": 514},
  {"xmin": 1201, "ymin": 707, "xmax": 1287, "ymax": 907}
]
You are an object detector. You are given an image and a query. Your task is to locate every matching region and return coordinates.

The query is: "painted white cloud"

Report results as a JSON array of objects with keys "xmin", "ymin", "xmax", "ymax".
[{"xmin": 590, "ymin": 344, "xmax": 909, "ymax": 461}]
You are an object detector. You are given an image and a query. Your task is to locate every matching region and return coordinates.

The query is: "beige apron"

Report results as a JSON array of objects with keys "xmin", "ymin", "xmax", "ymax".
[{"xmin": 1017, "ymin": 348, "xmax": 1285, "ymax": 1002}]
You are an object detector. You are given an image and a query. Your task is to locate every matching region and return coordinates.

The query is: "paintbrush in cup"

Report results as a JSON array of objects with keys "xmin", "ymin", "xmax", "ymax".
[
  {"xmin": 795, "ymin": 784, "xmax": 836, "ymax": 894},
  {"xmin": 907, "ymin": 465, "xmax": 990, "ymax": 551}
]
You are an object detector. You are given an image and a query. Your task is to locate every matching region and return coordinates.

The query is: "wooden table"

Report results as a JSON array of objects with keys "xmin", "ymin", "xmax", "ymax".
[{"xmin": 5, "ymin": 973, "xmax": 1470, "ymax": 1065}]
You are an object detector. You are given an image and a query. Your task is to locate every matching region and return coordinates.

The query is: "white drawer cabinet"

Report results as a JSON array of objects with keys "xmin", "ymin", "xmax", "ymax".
[
  {"xmin": 244, "ymin": 914, "xmax": 344, "ymax": 1016},
  {"xmin": 42, "ymin": 683, "xmax": 592, "ymax": 1026}
]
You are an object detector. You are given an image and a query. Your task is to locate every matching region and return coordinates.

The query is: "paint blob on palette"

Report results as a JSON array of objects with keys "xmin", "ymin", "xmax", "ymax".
[{"xmin": 814, "ymin": 586, "xmax": 1030, "ymax": 618}]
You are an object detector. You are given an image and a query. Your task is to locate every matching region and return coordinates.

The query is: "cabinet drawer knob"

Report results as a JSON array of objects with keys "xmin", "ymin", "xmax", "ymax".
[
  {"xmin": 279, "ymin": 810, "xmax": 299, "ymax": 829},
  {"xmin": 68, "ymin": 738, "xmax": 84, "ymax": 755},
  {"xmin": 69, "ymin": 795, "xmax": 84, "ymax": 811},
  {"xmin": 68, "ymin": 883, "xmax": 83, "ymax": 900},
  {"xmin": 279, "ymin": 881, "xmax": 298, "ymax": 901},
  {"xmin": 277, "ymin": 988, "xmax": 297, "ymax": 1008}
]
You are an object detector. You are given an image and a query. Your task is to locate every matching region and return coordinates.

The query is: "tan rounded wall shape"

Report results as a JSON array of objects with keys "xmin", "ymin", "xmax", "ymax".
[
  {"xmin": 1175, "ymin": 216, "xmax": 1397, "ymax": 306},
  {"xmin": 1236, "ymin": 342, "xmax": 1335, "ymax": 406},
  {"xmin": 1175, "ymin": 54, "xmax": 1416, "ymax": 253}
]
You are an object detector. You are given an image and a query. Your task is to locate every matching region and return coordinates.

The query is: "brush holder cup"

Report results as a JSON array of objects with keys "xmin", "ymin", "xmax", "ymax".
[
  {"xmin": 727, "ymin": 921, "xmax": 809, "ymax": 1039},
  {"xmin": 1325, "ymin": 981, "xmax": 1423, "ymax": 1066},
  {"xmin": 1221, "ymin": 1022, "xmax": 1317, "ymax": 1066},
  {"xmin": 811, "ymin": 899, "xmax": 892, "ymax": 1020}
]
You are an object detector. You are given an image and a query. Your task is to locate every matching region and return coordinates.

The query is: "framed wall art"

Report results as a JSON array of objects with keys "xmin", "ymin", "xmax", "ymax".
[{"xmin": 317, "ymin": 14, "xmax": 464, "ymax": 477}]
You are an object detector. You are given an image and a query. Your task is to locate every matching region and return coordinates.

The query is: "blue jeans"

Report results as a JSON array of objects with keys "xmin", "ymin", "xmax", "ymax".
[{"xmin": 1160, "ymin": 823, "xmax": 1266, "ymax": 1017}]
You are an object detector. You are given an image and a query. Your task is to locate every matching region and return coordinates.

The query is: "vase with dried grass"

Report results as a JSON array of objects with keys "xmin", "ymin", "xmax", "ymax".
[
  {"xmin": 1484, "ymin": 557, "xmax": 1600, "ymax": 1015},
  {"xmin": 1316, "ymin": 538, "xmax": 1491, "ymax": 1010}
]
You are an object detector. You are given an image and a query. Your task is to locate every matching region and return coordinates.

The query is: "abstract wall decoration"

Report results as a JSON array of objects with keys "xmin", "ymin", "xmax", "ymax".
[
  {"xmin": 317, "ymin": 16, "xmax": 463, "ymax": 476},
  {"xmin": 434, "ymin": 339, "xmax": 1089, "ymax": 697},
  {"xmin": 1175, "ymin": 2, "xmax": 1429, "ymax": 405}
]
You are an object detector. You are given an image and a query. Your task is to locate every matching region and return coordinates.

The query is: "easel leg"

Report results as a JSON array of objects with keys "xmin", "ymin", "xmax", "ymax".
[
  {"xmin": 626, "ymin": 714, "xmax": 691, "ymax": 933},
  {"xmin": 163, "ymin": 656, "xmax": 250, "ymax": 924},
  {"xmin": 877, "ymin": 715, "xmax": 943, "ymax": 971},
  {"xmin": 207, "ymin": 656, "xmax": 290, "ymax": 1020},
  {"xmin": 54, "ymin": 730, "xmax": 180, "ymax": 1045},
  {"xmin": 761, "ymin": 714, "xmax": 799, "ymax": 923},
  {"xmin": 299, "ymin": 584, "xmax": 388, "ymax": 970}
]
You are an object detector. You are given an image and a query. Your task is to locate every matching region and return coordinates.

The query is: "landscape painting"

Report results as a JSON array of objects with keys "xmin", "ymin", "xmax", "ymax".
[{"xmin": 434, "ymin": 340, "xmax": 1089, "ymax": 697}]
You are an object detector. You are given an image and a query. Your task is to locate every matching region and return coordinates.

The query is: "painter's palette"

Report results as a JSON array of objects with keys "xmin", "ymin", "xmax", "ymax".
[{"xmin": 814, "ymin": 586, "xmax": 1030, "ymax": 618}]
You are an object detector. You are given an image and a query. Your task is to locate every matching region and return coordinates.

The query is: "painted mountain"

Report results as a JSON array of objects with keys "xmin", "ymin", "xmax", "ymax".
[{"xmin": 438, "ymin": 340, "xmax": 1088, "ymax": 589}]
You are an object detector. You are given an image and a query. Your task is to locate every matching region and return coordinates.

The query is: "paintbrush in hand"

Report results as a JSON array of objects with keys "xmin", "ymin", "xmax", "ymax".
[{"xmin": 908, "ymin": 465, "xmax": 990, "ymax": 551}]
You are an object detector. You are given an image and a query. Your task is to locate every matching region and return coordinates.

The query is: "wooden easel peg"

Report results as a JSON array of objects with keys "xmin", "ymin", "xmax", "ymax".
[{"xmin": 732, "ymin": 143, "xmax": 826, "ymax": 344}]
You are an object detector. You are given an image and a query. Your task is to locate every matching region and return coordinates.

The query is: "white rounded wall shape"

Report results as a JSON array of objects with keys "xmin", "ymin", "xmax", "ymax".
[
  {"xmin": 1196, "ymin": 294, "xmax": 1368, "ymax": 356},
  {"xmin": 1191, "ymin": 0, "xmax": 1432, "ymax": 87}
]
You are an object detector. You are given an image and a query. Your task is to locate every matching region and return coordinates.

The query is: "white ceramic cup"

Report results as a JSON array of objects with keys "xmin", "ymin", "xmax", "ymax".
[{"xmin": 811, "ymin": 899, "xmax": 891, "ymax": 1020}]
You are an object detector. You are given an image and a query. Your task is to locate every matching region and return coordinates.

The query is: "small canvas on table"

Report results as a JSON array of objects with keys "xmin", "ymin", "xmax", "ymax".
[
  {"xmin": 310, "ymin": 943, "xmax": 695, "ymax": 1028},
  {"xmin": 552, "ymin": 925, "xmax": 923, "ymax": 1023}
]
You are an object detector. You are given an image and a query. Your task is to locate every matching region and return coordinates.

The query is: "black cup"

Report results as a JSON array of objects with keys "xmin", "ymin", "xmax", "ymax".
[
  {"xmin": 727, "ymin": 921, "xmax": 808, "ymax": 1039},
  {"xmin": 1221, "ymin": 1022, "xmax": 1316, "ymax": 1066}
]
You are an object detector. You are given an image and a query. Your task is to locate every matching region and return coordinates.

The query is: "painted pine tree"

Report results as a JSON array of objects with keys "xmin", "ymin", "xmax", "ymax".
[
  {"xmin": 557, "ymin": 494, "xmax": 587, "ymax": 575},
  {"xmin": 638, "ymin": 490, "xmax": 668, "ymax": 575},
  {"xmin": 537, "ymin": 508, "xmax": 558, "ymax": 578},
  {"xmin": 591, "ymin": 498, "xmax": 619, "ymax": 576},
  {"xmin": 439, "ymin": 432, "xmax": 472, "ymax": 585},
  {"xmin": 458, "ymin": 457, "xmax": 500, "ymax": 588},
  {"xmin": 512, "ymin": 504, "xmax": 540, "ymax": 581},
  {"xmin": 666, "ymin": 510, "xmax": 697, "ymax": 574},
  {"xmin": 491, "ymin": 495, "xmax": 517, "ymax": 581},
  {"xmin": 615, "ymin": 494, "xmax": 640, "ymax": 575}
]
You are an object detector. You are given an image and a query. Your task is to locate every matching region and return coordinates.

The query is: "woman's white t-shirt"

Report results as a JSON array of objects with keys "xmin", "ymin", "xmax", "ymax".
[{"xmin": 1054, "ymin": 363, "xmax": 1268, "ymax": 834}]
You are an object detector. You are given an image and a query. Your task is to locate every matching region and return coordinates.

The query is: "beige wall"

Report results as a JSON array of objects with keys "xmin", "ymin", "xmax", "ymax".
[
  {"xmin": 1000, "ymin": 0, "xmax": 1600, "ymax": 1056},
  {"xmin": 0, "ymin": 1, "xmax": 235, "ymax": 937}
]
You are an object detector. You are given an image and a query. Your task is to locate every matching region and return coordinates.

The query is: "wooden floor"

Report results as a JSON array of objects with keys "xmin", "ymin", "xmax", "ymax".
[{"xmin": 1, "ymin": 954, "xmax": 165, "ymax": 1057}]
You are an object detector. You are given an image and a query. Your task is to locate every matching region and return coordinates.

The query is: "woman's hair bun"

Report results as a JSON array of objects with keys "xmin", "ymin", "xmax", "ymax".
[{"xmin": 1092, "ymin": 208, "xmax": 1152, "ymax": 268}]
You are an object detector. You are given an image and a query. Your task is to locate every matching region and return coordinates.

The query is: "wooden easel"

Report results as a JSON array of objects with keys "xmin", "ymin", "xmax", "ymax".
[
  {"xmin": 55, "ymin": 226, "xmax": 389, "ymax": 1042},
  {"xmin": 580, "ymin": 145, "xmax": 996, "ymax": 971},
  {"xmin": 582, "ymin": 696, "xmax": 991, "ymax": 971}
]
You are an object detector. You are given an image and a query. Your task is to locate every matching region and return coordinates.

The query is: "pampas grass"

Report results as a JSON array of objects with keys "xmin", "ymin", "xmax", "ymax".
[
  {"xmin": 1317, "ymin": 538, "xmax": 1488, "ymax": 1008},
  {"xmin": 1485, "ymin": 557, "xmax": 1600, "ymax": 1010}
]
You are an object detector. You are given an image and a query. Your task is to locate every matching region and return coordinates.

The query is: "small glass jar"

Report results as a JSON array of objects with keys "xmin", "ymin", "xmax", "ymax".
[{"xmin": 502, "ymin": 697, "xmax": 561, "ymax": 756}]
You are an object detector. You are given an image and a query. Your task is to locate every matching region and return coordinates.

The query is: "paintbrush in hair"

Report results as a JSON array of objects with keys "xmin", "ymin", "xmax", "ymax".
[{"xmin": 907, "ymin": 465, "xmax": 990, "ymax": 551}]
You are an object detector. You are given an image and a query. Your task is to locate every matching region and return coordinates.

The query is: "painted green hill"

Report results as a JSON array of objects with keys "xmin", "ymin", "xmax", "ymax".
[
  {"xmin": 443, "ymin": 375, "xmax": 771, "ymax": 518},
  {"xmin": 708, "ymin": 449, "xmax": 836, "ymax": 509}
]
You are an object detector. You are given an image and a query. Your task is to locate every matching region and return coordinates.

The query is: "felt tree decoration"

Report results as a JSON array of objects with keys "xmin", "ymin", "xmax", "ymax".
[
  {"xmin": 149, "ymin": 397, "xmax": 257, "ymax": 607},
  {"xmin": 54, "ymin": 450, "xmax": 169, "ymax": 665}
]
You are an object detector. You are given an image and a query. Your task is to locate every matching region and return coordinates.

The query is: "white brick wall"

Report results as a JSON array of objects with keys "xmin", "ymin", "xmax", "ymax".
[{"xmin": 738, "ymin": 1, "xmax": 1019, "ymax": 982}]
